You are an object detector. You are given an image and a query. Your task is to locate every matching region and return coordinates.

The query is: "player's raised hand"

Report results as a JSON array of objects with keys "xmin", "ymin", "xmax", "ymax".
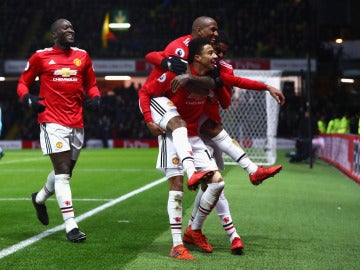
[
  {"xmin": 207, "ymin": 66, "xmax": 224, "ymax": 88},
  {"xmin": 161, "ymin": 56, "xmax": 188, "ymax": 75},
  {"xmin": 267, "ymin": 85, "xmax": 286, "ymax": 106}
]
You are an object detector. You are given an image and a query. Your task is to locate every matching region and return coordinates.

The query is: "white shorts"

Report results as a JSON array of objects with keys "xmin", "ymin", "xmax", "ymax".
[
  {"xmin": 156, "ymin": 133, "xmax": 218, "ymax": 179},
  {"xmin": 201, "ymin": 135, "xmax": 225, "ymax": 170},
  {"xmin": 150, "ymin": 96, "xmax": 180, "ymax": 130},
  {"xmin": 39, "ymin": 123, "xmax": 84, "ymax": 160},
  {"xmin": 150, "ymin": 97, "xmax": 225, "ymax": 170}
]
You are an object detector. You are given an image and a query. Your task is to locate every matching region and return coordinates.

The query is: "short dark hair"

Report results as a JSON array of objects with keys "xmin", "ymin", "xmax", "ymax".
[
  {"xmin": 50, "ymin": 18, "xmax": 69, "ymax": 33},
  {"xmin": 215, "ymin": 31, "xmax": 230, "ymax": 46},
  {"xmin": 188, "ymin": 37, "xmax": 211, "ymax": 63}
]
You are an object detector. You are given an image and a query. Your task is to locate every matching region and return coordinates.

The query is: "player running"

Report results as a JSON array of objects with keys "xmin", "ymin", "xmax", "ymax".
[{"xmin": 17, "ymin": 19, "xmax": 101, "ymax": 243}]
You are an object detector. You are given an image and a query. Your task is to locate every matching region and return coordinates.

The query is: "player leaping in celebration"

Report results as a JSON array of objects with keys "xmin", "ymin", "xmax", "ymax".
[
  {"xmin": 141, "ymin": 18, "xmax": 284, "ymax": 256},
  {"xmin": 146, "ymin": 27, "xmax": 284, "ymax": 187},
  {"xmin": 199, "ymin": 32, "xmax": 285, "ymax": 183},
  {"xmin": 139, "ymin": 16, "xmax": 219, "ymax": 193},
  {"xmin": 139, "ymin": 37, "xmax": 239, "ymax": 260},
  {"xmin": 170, "ymin": 35, "xmax": 285, "ymax": 255}
]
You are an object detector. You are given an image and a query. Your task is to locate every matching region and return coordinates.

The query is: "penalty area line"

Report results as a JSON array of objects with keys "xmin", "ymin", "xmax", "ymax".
[{"xmin": 0, "ymin": 177, "xmax": 167, "ymax": 260}]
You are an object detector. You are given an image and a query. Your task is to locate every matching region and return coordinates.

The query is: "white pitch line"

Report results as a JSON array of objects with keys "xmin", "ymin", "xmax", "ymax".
[
  {"xmin": 0, "ymin": 168, "xmax": 155, "ymax": 173},
  {"xmin": 0, "ymin": 176, "xmax": 167, "ymax": 260},
  {"xmin": 0, "ymin": 157, "xmax": 45, "ymax": 165}
]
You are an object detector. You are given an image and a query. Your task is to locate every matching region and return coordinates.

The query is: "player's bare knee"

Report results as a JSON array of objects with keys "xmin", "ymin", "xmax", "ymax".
[
  {"xmin": 168, "ymin": 175, "xmax": 184, "ymax": 191},
  {"xmin": 200, "ymin": 119, "xmax": 222, "ymax": 137},
  {"xmin": 208, "ymin": 171, "xmax": 223, "ymax": 184},
  {"xmin": 167, "ymin": 116, "xmax": 186, "ymax": 131}
]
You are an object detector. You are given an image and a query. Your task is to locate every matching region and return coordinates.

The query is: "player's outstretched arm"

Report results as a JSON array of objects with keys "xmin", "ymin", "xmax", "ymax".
[
  {"xmin": 145, "ymin": 51, "xmax": 166, "ymax": 67},
  {"xmin": 266, "ymin": 85, "xmax": 286, "ymax": 105},
  {"xmin": 146, "ymin": 51, "xmax": 187, "ymax": 75},
  {"xmin": 221, "ymin": 72, "xmax": 286, "ymax": 106}
]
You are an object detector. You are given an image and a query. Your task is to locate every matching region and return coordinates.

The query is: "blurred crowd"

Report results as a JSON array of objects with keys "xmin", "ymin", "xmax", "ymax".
[
  {"xmin": 316, "ymin": 111, "xmax": 360, "ymax": 135},
  {"xmin": 1, "ymin": 85, "xmax": 358, "ymax": 145},
  {"xmin": 0, "ymin": 83, "xmax": 152, "ymax": 142},
  {"xmin": 1, "ymin": 0, "xmax": 310, "ymax": 60},
  {"xmin": 0, "ymin": 0, "xmax": 358, "ymax": 143},
  {"xmin": 84, "ymin": 82, "xmax": 152, "ymax": 143},
  {"xmin": 288, "ymin": 108, "xmax": 359, "ymax": 163},
  {"xmin": 279, "ymin": 94, "xmax": 360, "ymax": 138}
]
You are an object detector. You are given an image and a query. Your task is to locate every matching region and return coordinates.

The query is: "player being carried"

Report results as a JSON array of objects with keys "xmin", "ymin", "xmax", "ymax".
[
  {"xmin": 139, "ymin": 37, "xmax": 244, "ymax": 260},
  {"xmin": 145, "ymin": 20, "xmax": 285, "ymax": 188}
]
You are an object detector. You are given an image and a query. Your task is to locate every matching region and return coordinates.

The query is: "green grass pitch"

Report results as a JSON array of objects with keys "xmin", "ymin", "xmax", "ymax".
[{"xmin": 0, "ymin": 148, "xmax": 359, "ymax": 269}]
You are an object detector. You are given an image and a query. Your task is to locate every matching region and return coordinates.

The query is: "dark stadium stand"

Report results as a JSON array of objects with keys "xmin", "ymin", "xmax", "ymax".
[
  {"xmin": 1, "ymin": 0, "xmax": 312, "ymax": 60},
  {"xmin": 0, "ymin": 0, "xmax": 359, "ymax": 142}
]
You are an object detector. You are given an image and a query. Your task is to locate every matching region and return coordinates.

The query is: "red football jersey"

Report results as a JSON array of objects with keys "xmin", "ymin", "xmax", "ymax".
[
  {"xmin": 17, "ymin": 46, "xmax": 100, "ymax": 128},
  {"xmin": 138, "ymin": 66, "xmax": 208, "ymax": 136},
  {"xmin": 203, "ymin": 59, "xmax": 235, "ymax": 122},
  {"xmin": 162, "ymin": 34, "xmax": 192, "ymax": 59},
  {"xmin": 141, "ymin": 34, "xmax": 193, "ymax": 92},
  {"xmin": 221, "ymin": 72, "xmax": 267, "ymax": 90}
]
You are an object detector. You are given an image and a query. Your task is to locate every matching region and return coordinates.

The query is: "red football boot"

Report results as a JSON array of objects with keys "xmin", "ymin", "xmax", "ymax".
[
  {"xmin": 250, "ymin": 165, "xmax": 282, "ymax": 185},
  {"xmin": 187, "ymin": 170, "xmax": 214, "ymax": 190}
]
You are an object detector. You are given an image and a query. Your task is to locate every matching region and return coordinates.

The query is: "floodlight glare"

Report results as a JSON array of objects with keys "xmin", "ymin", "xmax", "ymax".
[{"xmin": 109, "ymin": 23, "xmax": 131, "ymax": 29}]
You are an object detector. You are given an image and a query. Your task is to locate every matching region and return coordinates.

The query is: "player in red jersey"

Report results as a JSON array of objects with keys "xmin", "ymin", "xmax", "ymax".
[
  {"xmin": 140, "ymin": 17, "xmax": 283, "ymax": 256},
  {"xmin": 200, "ymin": 33, "xmax": 284, "ymax": 185},
  {"xmin": 144, "ymin": 36, "xmax": 284, "ymax": 255},
  {"xmin": 139, "ymin": 37, "xmax": 228, "ymax": 260},
  {"xmin": 147, "ymin": 31, "xmax": 284, "ymax": 186},
  {"xmin": 141, "ymin": 16, "xmax": 218, "ymax": 188},
  {"xmin": 17, "ymin": 19, "xmax": 101, "ymax": 243},
  {"xmin": 181, "ymin": 34, "xmax": 285, "ymax": 255}
]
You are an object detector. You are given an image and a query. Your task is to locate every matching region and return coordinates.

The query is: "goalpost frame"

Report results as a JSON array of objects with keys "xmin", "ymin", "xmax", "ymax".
[{"xmin": 220, "ymin": 69, "xmax": 283, "ymax": 166}]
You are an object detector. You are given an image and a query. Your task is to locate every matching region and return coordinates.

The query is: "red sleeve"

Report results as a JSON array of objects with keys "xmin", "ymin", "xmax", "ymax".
[
  {"xmin": 145, "ymin": 51, "xmax": 168, "ymax": 67},
  {"xmin": 215, "ymin": 61, "xmax": 234, "ymax": 109},
  {"xmin": 83, "ymin": 54, "xmax": 101, "ymax": 98},
  {"xmin": 221, "ymin": 72, "xmax": 268, "ymax": 90},
  {"xmin": 17, "ymin": 54, "xmax": 40, "ymax": 100},
  {"xmin": 162, "ymin": 35, "xmax": 190, "ymax": 59},
  {"xmin": 138, "ymin": 72, "xmax": 173, "ymax": 123},
  {"xmin": 215, "ymin": 86, "xmax": 232, "ymax": 109},
  {"xmin": 138, "ymin": 86, "xmax": 153, "ymax": 123}
]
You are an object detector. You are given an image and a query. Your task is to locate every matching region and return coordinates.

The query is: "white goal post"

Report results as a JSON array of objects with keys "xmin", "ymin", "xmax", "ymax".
[{"xmin": 220, "ymin": 70, "xmax": 283, "ymax": 165}]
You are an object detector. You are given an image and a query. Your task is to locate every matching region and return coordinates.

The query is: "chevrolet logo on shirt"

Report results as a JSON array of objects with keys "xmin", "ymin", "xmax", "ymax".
[{"xmin": 53, "ymin": 68, "xmax": 78, "ymax": 77}]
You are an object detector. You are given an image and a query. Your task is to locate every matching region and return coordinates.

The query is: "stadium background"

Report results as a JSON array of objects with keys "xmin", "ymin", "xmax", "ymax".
[
  {"xmin": 0, "ymin": 0, "xmax": 359, "ymax": 142},
  {"xmin": 0, "ymin": 2, "xmax": 359, "ymax": 267}
]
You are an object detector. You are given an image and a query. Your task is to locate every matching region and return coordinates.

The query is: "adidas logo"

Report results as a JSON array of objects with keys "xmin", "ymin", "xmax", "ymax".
[{"xmin": 49, "ymin": 59, "xmax": 56, "ymax": 65}]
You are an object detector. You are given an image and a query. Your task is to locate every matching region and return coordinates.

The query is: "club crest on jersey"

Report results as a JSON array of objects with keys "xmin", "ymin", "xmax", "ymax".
[
  {"xmin": 56, "ymin": 141, "xmax": 63, "ymax": 149},
  {"xmin": 172, "ymin": 157, "xmax": 180, "ymax": 165},
  {"xmin": 158, "ymin": 73, "xmax": 167, "ymax": 82},
  {"xmin": 53, "ymin": 68, "xmax": 78, "ymax": 77},
  {"xmin": 175, "ymin": 48, "xmax": 185, "ymax": 58},
  {"xmin": 167, "ymin": 100, "xmax": 175, "ymax": 107},
  {"xmin": 73, "ymin": 58, "xmax": 82, "ymax": 67}
]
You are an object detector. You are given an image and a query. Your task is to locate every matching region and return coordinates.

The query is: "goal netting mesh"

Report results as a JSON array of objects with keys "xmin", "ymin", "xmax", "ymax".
[{"xmin": 220, "ymin": 70, "xmax": 283, "ymax": 165}]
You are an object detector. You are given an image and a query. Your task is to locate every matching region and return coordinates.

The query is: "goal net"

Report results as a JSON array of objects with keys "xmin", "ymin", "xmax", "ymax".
[{"xmin": 220, "ymin": 70, "xmax": 283, "ymax": 165}]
